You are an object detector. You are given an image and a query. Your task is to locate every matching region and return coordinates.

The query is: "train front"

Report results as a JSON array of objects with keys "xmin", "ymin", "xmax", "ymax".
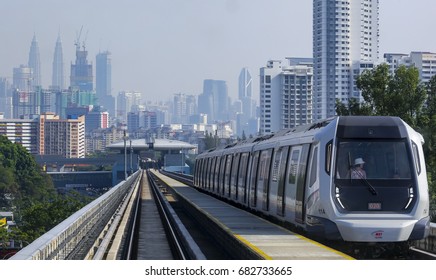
[{"xmin": 330, "ymin": 116, "xmax": 430, "ymax": 243}]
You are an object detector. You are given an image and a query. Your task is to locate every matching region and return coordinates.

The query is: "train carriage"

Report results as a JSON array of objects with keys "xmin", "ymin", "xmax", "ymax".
[{"xmin": 194, "ymin": 116, "xmax": 430, "ymax": 248}]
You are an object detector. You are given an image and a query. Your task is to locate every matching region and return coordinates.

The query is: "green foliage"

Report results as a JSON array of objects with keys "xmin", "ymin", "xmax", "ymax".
[
  {"xmin": 335, "ymin": 98, "xmax": 372, "ymax": 116},
  {"xmin": 0, "ymin": 135, "xmax": 56, "ymax": 210},
  {"xmin": 0, "ymin": 135, "xmax": 90, "ymax": 243},
  {"xmin": 17, "ymin": 192, "xmax": 90, "ymax": 241}
]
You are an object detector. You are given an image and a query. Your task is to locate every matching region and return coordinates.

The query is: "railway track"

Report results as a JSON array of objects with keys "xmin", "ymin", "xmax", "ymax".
[{"xmin": 124, "ymin": 170, "xmax": 229, "ymax": 260}]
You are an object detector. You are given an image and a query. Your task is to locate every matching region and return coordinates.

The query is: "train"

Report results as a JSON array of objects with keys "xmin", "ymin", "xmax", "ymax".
[{"xmin": 193, "ymin": 116, "xmax": 430, "ymax": 255}]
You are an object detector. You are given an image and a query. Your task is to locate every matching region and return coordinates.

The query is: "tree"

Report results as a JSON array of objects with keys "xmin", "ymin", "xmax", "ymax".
[
  {"xmin": 335, "ymin": 98, "xmax": 372, "ymax": 116},
  {"xmin": 354, "ymin": 64, "xmax": 426, "ymax": 126},
  {"xmin": 356, "ymin": 63, "xmax": 392, "ymax": 115},
  {"xmin": 0, "ymin": 135, "xmax": 56, "ymax": 212}
]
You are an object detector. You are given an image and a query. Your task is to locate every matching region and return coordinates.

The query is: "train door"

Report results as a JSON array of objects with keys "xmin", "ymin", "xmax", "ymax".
[
  {"xmin": 218, "ymin": 155, "xmax": 226, "ymax": 195},
  {"xmin": 249, "ymin": 151, "xmax": 260, "ymax": 207},
  {"xmin": 276, "ymin": 146, "xmax": 290, "ymax": 216},
  {"xmin": 237, "ymin": 152, "xmax": 249, "ymax": 204},
  {"xmin": 224, "ymin": 154, "xmax": 233, "ymax": 197},
  {"xmin": 213, "ymin": 156, "xmax": 221, "ymax": 192},
  {"xmin": 257, "ymin": 149, "xmax": 273, "ymax": 211},
  {"xmin": 230, "ymin": 153, "xmax": 241, "ymax": 200},
  {"xmin": 209, "ymin": 157, "xmax": 216, "ymax": 191},
  {"xmin": 295, "ymin": 144, "xmax": 310, "ymax": 224},
  {"xmin": 206, "ymin": 158, "xmax": 211, "ymax": 190}
]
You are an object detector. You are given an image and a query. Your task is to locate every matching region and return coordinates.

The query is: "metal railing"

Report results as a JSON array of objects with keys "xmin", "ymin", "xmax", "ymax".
[{"xmin": 10, "ymin": 171, "xmax": 141, "ymax": 260}]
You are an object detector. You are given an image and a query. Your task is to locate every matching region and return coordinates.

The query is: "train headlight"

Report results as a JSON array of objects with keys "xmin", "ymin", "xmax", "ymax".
[
  {"xmin": 404, "ymin": 186, "xmax": 414, "ymax": 209},
  {"xmin": 335, "ymin": 186, "xmax": 345, "ymax": 209}
]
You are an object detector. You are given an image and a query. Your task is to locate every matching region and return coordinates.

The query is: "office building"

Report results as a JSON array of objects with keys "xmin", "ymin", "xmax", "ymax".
[
  {"xmin": 198, "ymin": 79, "xmax": 230, "ymax": 124},
  {"xmin": 116, "ymin": 91, "xmax": 142, "ymax": 123},
  {"xmin": 96, "ymin": 51, "xmax": 115, "ymax": 116},
  {"xmin": 70, "ymin": 42, "xmax": 93, "ymax": 91},
  {"xmin": 172, "ymin": 93, "xmax": 197, "ymax": 124},
  {"xmin": 0, "ymin": 78, "xmax": 11, "ymax": 118}
]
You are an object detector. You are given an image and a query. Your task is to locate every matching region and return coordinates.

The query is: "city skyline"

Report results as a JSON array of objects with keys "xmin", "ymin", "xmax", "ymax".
[{"xmin": 1, "ymin": 0, "xmax": 436, "ymax": 102}]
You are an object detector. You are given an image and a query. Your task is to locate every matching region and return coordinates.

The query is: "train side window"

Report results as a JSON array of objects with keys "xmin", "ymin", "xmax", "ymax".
[
  {"xmin": 412, "ymin": 141, "xmax": 421, "ymax": 175},
  {"xmin": 309, "ymin": 146, "xmax": 318, "ymax": 187},
  {"xmin": 325, "ymin": 140, "xmax": 332, "ymax": 175},
  {"xmin": 288, "ymin": 150, "xmax": 300, "ymax": 184}
]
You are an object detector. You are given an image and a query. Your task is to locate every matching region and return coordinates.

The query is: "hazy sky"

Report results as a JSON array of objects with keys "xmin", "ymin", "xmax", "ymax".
[{"xmin": 1, "ymin": 0, "xmax": 436, "ymax": 103}]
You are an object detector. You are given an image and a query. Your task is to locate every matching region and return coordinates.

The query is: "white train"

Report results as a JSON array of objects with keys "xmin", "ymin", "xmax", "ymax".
[{"xmin": 194, "ymin": 116, "xmax": 430, "ymax": 247}]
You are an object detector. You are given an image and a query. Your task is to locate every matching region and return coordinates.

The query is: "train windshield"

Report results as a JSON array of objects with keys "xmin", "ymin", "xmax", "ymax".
[
  {"xmin": 334, "ymin": 139, "xmax": 417, "ymax": 212},
  {"xmin": 335, "ymin": 140, "xmax": 412, "ymax": 180}
]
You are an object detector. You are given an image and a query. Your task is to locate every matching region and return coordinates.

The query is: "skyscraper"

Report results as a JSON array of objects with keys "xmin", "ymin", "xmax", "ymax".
[
  {"xmin": 237, "ymin": 68, "xmax": 257, "ymax": 136},
  {"xmin": 52, "ymin": 34, "xmax": 65, "ymax": 90},
  {"xmin": 28, "ymin": 34, "xmax": 41, "ymax": 88},
  {"xmin": 70, "ymin": 41, "xmax": 93, "ymax": 91},
  {"xmin": 313, "ymin": 0, "xmax": 379, "ymax": 120},
  {"xmin": 96, "ymin": 51, "xmax": 115, "ymax": 116},
  {"xmin": 198, "ymin": 79, "xmax": 229, "ymax": 123}
]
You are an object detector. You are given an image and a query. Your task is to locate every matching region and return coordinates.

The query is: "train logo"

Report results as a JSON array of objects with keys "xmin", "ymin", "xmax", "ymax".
[{"xmin": 371, "ymin": 230, "xmax": 384, "ymax": 239}]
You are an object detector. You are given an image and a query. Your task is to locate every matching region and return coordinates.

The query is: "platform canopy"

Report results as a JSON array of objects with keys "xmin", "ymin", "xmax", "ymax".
[{"xmin": 106, "ymin": 138, "xmax": 197, "ymax": 152}]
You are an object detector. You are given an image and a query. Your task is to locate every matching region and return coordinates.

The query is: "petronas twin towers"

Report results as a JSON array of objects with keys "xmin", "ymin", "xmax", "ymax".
[{"xmin": 27, "ymin": 33, "xmax": 65, "ymax": 90}]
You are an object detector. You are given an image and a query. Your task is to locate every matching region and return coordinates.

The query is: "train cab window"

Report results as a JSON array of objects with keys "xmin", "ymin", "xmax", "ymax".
[
  {"xmin": 335, "ymin": 140, "xmax": 412, "ymax": 180},
  {"xmin": 412, "ymin": 141, "xmax": 421, "ymax": 175},
  {"xmin": 309, "ymin": 147, "xmax": 318, "ymax": 187}
]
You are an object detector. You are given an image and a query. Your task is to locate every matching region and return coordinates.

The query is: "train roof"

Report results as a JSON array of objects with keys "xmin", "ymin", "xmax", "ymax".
[{"xmin": 197, "ymin": 116, "xmax": 415, "ymax": 159}]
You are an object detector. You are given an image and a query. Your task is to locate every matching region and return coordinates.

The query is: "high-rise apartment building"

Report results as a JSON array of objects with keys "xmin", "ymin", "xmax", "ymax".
[
  {"xmin": 96, "ymin": 51, "xmax": 115, "ymax": 117},
  {"xmin": 40, "ymin": 113, "xmax": 85, "ymax": 158},
  {"xmin": 0, "ymin": 114, "xmax": 85, "ymax": 158},
  {"xmin": 0, "ymin": 118, "xmax": 38, "ymax": 154},
  {"xmin": 259, "ymin": 59, "xmax": 313, "ymax": 135},
  {"xmin": 52, "ymin": 34, "xmax": 65, "ymax": 90},
  {"xmin": 384, "ymin": 52, "xmax": 436, "ymax": 83},
  {"xmin": 28, "ymin": 35, "xmax": 41, "ymax": 88},
  {"xmin": 313, "ymin": 0, "xmax": 379, "ymax": 120}
]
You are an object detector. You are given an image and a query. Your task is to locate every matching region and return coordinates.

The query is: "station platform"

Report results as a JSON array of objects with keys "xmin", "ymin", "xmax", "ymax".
[{"xmin": 150, "ymin": 170, "xmax": 353, "ymax": 260}]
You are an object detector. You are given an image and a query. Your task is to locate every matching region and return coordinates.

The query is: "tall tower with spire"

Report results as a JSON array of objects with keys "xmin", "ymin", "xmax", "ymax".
[
  {"xmin": 52, "ymin": 33, "xmax": 65, "ymax": 90},
  {"xmin": 28, "ymin": 34, "xmax": 41, "ymax": 88}
]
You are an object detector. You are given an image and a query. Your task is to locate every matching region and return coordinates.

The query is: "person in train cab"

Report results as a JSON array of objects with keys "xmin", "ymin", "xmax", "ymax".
[{"xmin": 351, "ymin": 157, "xmax": 367, "ymax": 179}]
